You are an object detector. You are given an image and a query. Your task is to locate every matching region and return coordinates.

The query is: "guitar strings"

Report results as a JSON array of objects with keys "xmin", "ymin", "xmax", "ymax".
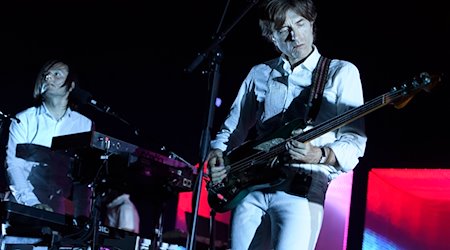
[{"xmin": 226, "ymin": 85, "xmax": 416, "ymax": 175}]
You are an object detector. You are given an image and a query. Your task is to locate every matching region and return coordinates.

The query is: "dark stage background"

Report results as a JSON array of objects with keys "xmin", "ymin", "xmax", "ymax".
[{"xmin": 0, "ymin": 0, "xmax": 448, "ymax": 248}]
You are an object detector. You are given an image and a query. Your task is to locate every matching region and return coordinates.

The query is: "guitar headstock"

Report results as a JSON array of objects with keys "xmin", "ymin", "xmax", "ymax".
[{"xmin": 392, "ymin": 72, "xmax": 444, "ymax": 109}]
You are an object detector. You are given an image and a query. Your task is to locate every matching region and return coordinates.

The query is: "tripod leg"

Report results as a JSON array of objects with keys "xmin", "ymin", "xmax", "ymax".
[
  {"xmin": 91, "ymin": 194, "xmax": 102, "ymax": 249},
  {"xmin": 151, "ymin": 210, "xmax": 164, "ymax": 250},
  {"xmin": 209, "ymin": 209, "xmax": 216, "ymax": 250}
]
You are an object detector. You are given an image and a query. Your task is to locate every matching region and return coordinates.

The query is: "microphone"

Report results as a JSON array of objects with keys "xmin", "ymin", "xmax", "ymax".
[
  {"xmin": 71, "ymin": 87, "xmax": 115, "ymax": 115},
  {"xmin": 40, "ymin": 83, "xmax": 48, "ymax": 95},
  {"xmin": 0, "ymin": 110, "xmax": 20, "ymax": 123}
]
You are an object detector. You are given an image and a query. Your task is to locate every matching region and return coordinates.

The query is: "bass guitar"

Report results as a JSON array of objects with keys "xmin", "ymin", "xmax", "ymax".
[{"xmin": 207, "ymin": 72, "xmax": 442, "ymax": 213}]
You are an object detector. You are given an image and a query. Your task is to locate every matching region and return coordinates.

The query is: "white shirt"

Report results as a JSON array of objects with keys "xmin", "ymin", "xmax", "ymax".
[
  {"xmin": 211, "ymin": 46, "xmax": 367, "ymax": 176},
  {"xmin": 5, "ymin": 104, "xmax": 93, "ymax": 206}
]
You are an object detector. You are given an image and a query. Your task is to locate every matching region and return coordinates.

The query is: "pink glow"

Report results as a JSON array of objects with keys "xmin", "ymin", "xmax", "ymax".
[
  {"xmin": 175, "ymin": 168, "xmax": 354, "ymax": 249},
  {"xmin": 364, "ymin": 168, "xmax": 450, "ymax": 250},
  {"xmin": 316, "ymin": 171, "xmax": 354, "ymax": 250},
  {"xmin": 175, "ymin": 163, "xmax": 231, "ymax": 234}
]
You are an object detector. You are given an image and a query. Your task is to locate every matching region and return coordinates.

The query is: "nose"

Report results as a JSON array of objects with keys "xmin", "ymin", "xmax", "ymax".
[
  {"xmin": 288, "ymin": 28, "xmax": 297, "ymax": 41},
  {"xmin": 45, "ymin": 74, "xmax": 53, "ymax": 81}
]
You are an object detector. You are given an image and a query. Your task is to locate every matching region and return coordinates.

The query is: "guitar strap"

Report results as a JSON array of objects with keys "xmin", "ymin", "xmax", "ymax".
[
  {"xmin": 279, "ymin": 56, "xmax": 332, "ymax": 199},
  {"xmin": 257, "ymin": 56, "xmax": 332, "ymax": 140},
  {"xmin": 304, "ymin": 55, "xmax": 332, "ymax": 124}
]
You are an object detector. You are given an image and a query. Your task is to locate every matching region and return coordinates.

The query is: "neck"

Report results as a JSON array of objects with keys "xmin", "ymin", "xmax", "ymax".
[
  {"xmin": 289, "ymin": 46, "xmax": 314, "ymax": 70},
  {"xmin": 44, "ymin": 97, "xmax": 69, "ymax": 120}
]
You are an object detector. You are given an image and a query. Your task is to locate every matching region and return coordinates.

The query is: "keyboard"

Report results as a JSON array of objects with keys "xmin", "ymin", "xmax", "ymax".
[{"xmin": 0, "ymin": 200, "xmax": 78, "ymax": 236}]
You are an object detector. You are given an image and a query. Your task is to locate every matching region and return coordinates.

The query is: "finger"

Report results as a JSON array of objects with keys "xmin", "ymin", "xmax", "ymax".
[
  {"xmin": 212, "ymin": 165, "xmax": 226, "ymax": 172},
  {"xmin": 211, "ymin": 174, "xmax": 224, "ymax": 184},
  {"xmin": 287, "ymin": 140, "xmax": 301, "ymax": 149},
  {"xmin": 286, "ymin": 140, "xmax": 296, "ymax": 150},
  {"xmin": 208, "ymin": 157, "xmax": 217, "ymax": 167},
  {"xmin": 294, "ymin": 140, "xmax": 306, "ymax": 149},
  {"xmin": 211, "ymin": 168, "xmax": 227, "ymax": 183},
  {"xmin": 217, "ymin": 157, "xmax": 225, "ymax": 166},
  {"xmin": 211, "ymin": 168, "xmax": 226, "ymax": 178},
  {"xmin": 34, "ymin": 204, "xmax": 53, "ymax": 212}
]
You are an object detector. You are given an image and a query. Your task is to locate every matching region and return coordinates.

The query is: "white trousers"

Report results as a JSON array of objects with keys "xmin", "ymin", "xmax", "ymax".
[{"xmin": 231, "ymin": 191, "xmax": 324, "ymax": 250}]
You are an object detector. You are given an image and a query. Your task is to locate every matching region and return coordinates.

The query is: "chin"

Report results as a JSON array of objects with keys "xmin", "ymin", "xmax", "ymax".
[{"xmin": 290, "ymin": 52, "xmax": 303, "ymax": 62}]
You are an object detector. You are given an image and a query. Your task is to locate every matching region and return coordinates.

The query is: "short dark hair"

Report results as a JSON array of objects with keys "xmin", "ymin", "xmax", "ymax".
[{"xmin": 258, "ymin": 0, "xmax": 317, "ymax": 42}]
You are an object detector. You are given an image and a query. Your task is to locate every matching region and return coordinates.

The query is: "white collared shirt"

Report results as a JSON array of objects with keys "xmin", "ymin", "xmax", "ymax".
[
  {"xmin": 5, "ymin": 104, "xmax": 93, "ymax": 206},
  {"xmin": 211, "ymin": 46, "xmax": 367, "ymax": 175}
]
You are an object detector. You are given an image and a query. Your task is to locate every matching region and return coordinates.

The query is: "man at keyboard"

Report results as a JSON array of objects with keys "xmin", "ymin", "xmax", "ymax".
[{"xmin": 4, "ymin": 59, "xmax": 139, "ymax": 234}]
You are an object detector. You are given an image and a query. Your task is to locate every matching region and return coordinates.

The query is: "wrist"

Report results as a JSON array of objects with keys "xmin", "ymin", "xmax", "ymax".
[{"xmin": 318, "ymin": 147, "xmax": 327, "ymax": 164}]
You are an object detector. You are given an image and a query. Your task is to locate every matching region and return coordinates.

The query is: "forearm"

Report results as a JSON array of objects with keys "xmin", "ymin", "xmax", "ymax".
[
  {"xmin": 327, "ymin": 134, "xmax": 367, "ymax": 172},
  {"xmin": 6, "ymin": 162, "xmax": 40, "ymax": 206}
]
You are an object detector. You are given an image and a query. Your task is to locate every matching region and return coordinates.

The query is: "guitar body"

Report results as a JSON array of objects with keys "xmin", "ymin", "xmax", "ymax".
[
  {"xmin": 207, "ymin": 119, "xmax": 306, "ymax": 213},
  {"xmin": 207, "ymin": 143, "xmax": 288, "ymax": 213}
]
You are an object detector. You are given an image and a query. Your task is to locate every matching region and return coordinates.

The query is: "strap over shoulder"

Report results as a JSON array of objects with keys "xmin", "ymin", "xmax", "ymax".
[{"xmin": 305, "ymin": 56, "xmax": 332, "ymax": 123}]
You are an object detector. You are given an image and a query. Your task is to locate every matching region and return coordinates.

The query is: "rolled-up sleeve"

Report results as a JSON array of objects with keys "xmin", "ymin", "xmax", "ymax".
[
  {"xmin": 5, "ymin": 117, "xmax": 40, "ymax": 206},
  {"xmin": 327, "ymin": 62, "xmax": 367, "ymax": 172}
]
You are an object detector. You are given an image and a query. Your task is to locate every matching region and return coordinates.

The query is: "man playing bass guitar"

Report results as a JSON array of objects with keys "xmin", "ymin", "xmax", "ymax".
[{"xmin": 206, "ymin": 0, "xmax": 367, "ymax": 249}]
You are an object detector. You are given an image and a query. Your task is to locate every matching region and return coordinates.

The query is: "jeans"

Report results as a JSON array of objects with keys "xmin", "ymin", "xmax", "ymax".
[{"xmin": 230, "ymin": 191, "xmax": 324, "ymax": 250}]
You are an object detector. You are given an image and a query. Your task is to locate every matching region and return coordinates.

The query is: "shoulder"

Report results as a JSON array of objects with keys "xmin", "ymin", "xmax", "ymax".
[
  {"xmin": 329, "ymin": 58, "xmax": 360, "ymax": 77},
  {"xmin": 326, "ymin": 58, "xmax": 363, "ymax": 94},
  {"xmin": 247, "ymin": 57, "xmax": 283, "ymax": 79},
  {"xmin": 248, "ymin": 57, "xmax": 280, "ymax": 71},
  {"xmin": 69, "ymin": 110, "xmax": 91, "ymax": 120},
  {"xmin": 14, "ymin": 106, "xmax": 39, "ymax": 120}
]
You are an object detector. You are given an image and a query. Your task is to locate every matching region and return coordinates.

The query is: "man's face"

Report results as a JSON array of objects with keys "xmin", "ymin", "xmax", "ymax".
[
  {"xmin": 42, "ymin": 62, "xmax": 70, "ymax": 97},
  {"xmin": 271, "ymin": 9, "xmax": 314, "ymax": 65}
]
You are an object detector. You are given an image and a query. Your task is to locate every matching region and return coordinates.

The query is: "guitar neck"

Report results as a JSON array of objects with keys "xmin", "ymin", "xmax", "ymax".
[
  {"xmin": 227, "ymin": 72, "xmax": 439, "ymax": 171},
  {"xmin": 294, "ymin": 87, "xmax": 408, "ymax": 143}
]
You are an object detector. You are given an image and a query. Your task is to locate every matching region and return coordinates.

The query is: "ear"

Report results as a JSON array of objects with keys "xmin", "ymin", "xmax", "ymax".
[
  {"xmin": 271, "ymin": 35, "xmax": 279, "ymax": 47},
  {"xmin": 69, "ymin": 81, "xmax": 76, "ymax": 92}
]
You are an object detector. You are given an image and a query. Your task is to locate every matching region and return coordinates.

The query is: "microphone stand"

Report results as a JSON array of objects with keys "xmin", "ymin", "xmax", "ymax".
[
  {"xmin": 184, "ymin": 1, "xmax": 259, "ymax": 250},
  {"xmin": 91, "ymin": 104, "xmax": 141, "ymax": 137}
]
